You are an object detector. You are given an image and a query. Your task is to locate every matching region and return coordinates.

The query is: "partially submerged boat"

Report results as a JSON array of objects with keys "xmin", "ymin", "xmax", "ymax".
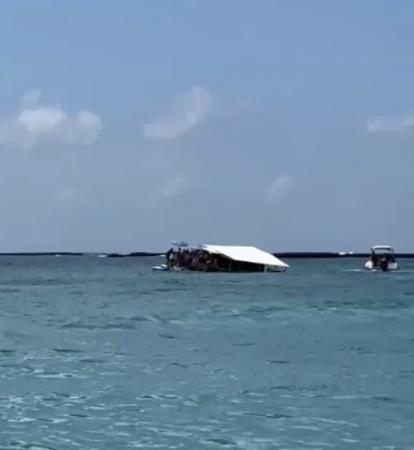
[
  {"xmin": 364, "ymin": 245, "xmax": 399, "ymax": 272},
  {"xmin": 153, "ymin": 243, "xmax": 289, "ymax": 273}
]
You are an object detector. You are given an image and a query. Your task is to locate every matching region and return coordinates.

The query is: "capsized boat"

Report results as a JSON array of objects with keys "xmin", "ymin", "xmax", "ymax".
[
  {"xmin": 364, "ymin": 245, "xmax": 399, "ymax": 271},
  {"xmin": 153, "ymin": 243, "xmax": 289, "ymax": 273}
]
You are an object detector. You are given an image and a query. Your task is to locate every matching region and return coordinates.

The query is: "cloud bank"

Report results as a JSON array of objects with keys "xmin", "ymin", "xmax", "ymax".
[
  {"xmin": 144, "ymin": 86, "xmax": 212, "ymax": 140},
  {"xmin": 0, "ymin": 91, "xmax": 102, "ymax": 149},
  {"xmin": 366, "ymin": 113, "xmax": 414, "ymax": 133}
]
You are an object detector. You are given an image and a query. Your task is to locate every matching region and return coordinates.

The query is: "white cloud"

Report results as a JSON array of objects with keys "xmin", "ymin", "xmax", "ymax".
[
  {"xmin": 54, "ymin": 187, "xmax": 78, "ymax": 203},
  {"xmin": 17, "ymin": 106, "xmax": 67, "ymax": 135},
  {"xmin": 266, "ymin": 175, "xmax": 294, "ymax": 204},
  {"xmin": 144, "ymin": 86, "xmax": 212, "ymax": 140},
  {"xmin": 161, "ymin": 174, "xmax": 188, "ymax": 199},
  {"xmin": 366, "ymin": 113, "xmax": 414, "ymax": 133},
  {"xmin": 0, "ymin": 91, "xmax": 102, "ymax": 149}
]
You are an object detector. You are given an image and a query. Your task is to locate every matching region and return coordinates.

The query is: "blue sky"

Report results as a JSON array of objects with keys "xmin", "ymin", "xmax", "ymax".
[{"xmin": 0, "ymin": 1, "xmax": 413, "ymax": 252}]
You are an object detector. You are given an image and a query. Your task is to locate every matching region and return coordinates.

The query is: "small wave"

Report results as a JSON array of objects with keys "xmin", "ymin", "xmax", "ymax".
[
  {"xmin": 0, "ymin": 349, "xmax": 16, "ymax": 355},
  {"xmin": 267, "ymin": 359, "xmax": 291, "ymax": 364},
  {"xmin": 52, "ymin": 348, "xmax": 84, "ymax": 354},
  {"xmin": 203, "ymin": 437, "xmax": 237, "ymax": 447}
]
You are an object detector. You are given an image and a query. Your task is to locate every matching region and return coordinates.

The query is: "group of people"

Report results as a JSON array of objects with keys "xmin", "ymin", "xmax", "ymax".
[
  {"xmin": 371, "ymin": 253, "xmax": 395, "ymax": 271},
  {"xmin": 165, "ymin": 247, "xmax": 221, "ymax": 272}
]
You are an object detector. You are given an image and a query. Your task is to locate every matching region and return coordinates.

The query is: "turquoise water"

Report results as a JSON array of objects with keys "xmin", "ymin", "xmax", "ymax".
[{"xmin": 0, "ymin": 256, "xmax": 413, "ymax": 449}]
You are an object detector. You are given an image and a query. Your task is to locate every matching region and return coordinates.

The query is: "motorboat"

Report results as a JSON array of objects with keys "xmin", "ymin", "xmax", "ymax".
[
  {"xmin": 153, "ymin": 242, "xmax": 289, "ymax": 273},
  {"xmin": 364, "ymin": 245, "xmax": 399, "ymax": 271}
]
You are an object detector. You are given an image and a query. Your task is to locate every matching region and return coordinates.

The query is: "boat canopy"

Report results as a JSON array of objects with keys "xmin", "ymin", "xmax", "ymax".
[
  {"xmin": 371, "ymin": 245, "xmax": 394, "ymax": 255},
  {"xmin": 200, "ymin": 245, "xmax": 289, "ymax": 269},
  {"xmin": 171, "ymin": 240, "xmax": 189, "ymax": 248}
]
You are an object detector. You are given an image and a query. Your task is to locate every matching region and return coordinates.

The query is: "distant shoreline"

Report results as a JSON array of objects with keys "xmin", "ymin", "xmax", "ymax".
[{"xmin": 1, "ymin": 251, "xmax": 414, "ymax": 258}]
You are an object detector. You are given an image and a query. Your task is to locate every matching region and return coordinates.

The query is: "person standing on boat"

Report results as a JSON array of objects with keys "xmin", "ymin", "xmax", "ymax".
[
  {"xmin": 372, "ymin": 253, "xmax": 378, "ymax": 269},
  {"xmin": 166, "ymin": 247, "xmax": 174, "ymax": 269}
]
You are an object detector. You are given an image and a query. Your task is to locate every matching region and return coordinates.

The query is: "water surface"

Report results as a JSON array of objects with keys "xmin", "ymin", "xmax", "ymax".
[{"xmin": 0, "ymin": 256, "xmax": 413, "ymax": 449}]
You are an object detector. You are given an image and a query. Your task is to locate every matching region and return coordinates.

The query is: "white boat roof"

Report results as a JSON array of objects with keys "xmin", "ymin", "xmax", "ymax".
[
  {"xmin": 372, "ymin": 245, "xmax": 394, "ymax": 253},
  {"xmin": 200, "ymin": 245, "xmax": 289, "ymax": 268}
]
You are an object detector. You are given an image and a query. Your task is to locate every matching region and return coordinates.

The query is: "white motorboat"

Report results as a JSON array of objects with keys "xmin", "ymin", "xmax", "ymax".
[{"xmin": 364, "ymin": 245, "xmax": 399, "ymax": 271}]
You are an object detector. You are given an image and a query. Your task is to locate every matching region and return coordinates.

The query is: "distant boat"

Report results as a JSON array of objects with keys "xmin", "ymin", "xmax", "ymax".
[
  {"xmin": 364, "ymin": 245, "xmax": 399, "ymax": 271},
  {"xmin": 153, "ymin": 243, "xmax": 289, "ymax": 273}
]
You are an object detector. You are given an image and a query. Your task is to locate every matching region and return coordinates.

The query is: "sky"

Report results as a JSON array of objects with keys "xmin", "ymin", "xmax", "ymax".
[{"xmin": 0, "ymin": 0, "xmax": 413, "ymax": 252}]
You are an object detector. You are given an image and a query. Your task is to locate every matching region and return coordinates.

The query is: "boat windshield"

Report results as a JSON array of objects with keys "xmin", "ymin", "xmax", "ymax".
[{"xmin": 371, "ymin": 246, "xmax": 394, "ymax": 255}]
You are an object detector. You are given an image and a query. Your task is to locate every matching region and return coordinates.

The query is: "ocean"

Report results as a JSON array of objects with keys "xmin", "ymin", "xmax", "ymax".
[{"xmin": 0, "ymin": 256, "xmax": 413, "ymax": 449}]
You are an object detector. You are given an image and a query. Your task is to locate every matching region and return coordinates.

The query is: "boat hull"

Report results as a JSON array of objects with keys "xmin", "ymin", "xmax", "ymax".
[
  {"xmin": 364, "ymin": 260, "xmax": 399, "ymax": 271},
  {"xmin": 152, "ymin": 263, "xmax": 287, "ymax": 273},
  {"xmin": 152, "ymin": 264, "xmax": 168, "ymax": 271},
  {"xmin": 264, "ymin": 265, "xmax": 288, "ymax": 272}
]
